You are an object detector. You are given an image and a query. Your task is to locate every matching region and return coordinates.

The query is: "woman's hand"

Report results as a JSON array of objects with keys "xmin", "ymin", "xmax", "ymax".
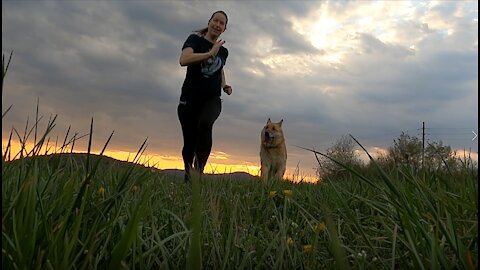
[
  {"xmin": 223, "ymin": 84, "xmax": 232, "ymax": 95},
  {"xmin": 210, "ymin": 39, "xmax": 226, "ymax": 57}
]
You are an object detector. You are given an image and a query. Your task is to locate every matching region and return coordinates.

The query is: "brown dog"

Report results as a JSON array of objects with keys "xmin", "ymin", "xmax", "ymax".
[{"xmin": 260, "ymin": 118, "xmax": 287, "ymax": 180}]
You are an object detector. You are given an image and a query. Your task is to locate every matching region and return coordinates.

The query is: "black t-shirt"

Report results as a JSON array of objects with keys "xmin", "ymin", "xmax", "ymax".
[{"xmin": 180, "ymin": 34, "xmax": 229, "ymax": 102}]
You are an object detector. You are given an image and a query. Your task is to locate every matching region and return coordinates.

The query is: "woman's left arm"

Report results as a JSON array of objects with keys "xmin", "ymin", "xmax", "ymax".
[{"xmin": 222, "ymin": 69, "xmax": 232, "ymax": 95}]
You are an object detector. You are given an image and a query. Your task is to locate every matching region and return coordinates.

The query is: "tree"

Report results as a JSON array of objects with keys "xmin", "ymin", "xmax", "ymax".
[
  {"xmin": 387, "ymin": 132, "xmax": 422, "ymax": 171},
  {"xmin": 385, "ymin": 133, "xmax": 468, "ymax": 173},
  {"xmin": 316, "ymin": 135, "xmax": 363, "ymax": 180},
  {"xmin": 424, "ymin": 141, "xmax": 455, "ymax": 171}
]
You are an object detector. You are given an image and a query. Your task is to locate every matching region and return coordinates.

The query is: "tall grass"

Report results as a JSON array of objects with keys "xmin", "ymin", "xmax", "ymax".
[{"xmin": 2, "ymin": 122, "xmax": 477, "ymax": 269}]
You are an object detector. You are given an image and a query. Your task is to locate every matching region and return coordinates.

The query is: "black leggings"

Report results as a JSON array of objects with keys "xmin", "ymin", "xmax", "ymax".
[{"xmin": 178, "ymin": 97, "xmax": 221, "ymax": 175}]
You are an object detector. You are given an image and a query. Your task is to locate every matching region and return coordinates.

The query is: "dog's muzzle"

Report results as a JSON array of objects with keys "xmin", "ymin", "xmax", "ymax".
[
  {"xmin": 265, "ymin": 131, "xmax": 275, "ymax": 140},
  {"xmin": 263, "ymin": 132, "xmax": 275, "ymax": 146}
]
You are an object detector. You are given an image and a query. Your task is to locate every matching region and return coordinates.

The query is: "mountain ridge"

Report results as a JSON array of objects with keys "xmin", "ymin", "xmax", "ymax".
[{"xmin": 5, "ymin": 152, "xmax": 257, "ymax": 180}]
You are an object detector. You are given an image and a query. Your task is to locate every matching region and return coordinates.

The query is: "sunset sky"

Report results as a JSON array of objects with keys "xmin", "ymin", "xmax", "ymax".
[{"xmin": 2, "ymin": 1, "xmax": 478, "ymax": 181}]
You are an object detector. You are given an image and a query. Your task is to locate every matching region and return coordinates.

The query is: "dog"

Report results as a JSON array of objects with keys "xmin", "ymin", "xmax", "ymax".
[{"xmin": 260, "ymin": 118, "xmax": 287, "ymax": 180}]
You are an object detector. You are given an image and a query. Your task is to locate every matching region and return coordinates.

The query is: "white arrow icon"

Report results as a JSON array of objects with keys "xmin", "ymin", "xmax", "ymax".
[{"xmin": 473, "ymin": 131, "xmax": 478, "ymax": 141}]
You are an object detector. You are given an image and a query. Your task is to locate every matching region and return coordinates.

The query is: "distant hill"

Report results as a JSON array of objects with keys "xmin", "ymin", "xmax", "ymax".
[{"xmin": 5, "ymin": 152, "xmax": 257, "ymax": 180}]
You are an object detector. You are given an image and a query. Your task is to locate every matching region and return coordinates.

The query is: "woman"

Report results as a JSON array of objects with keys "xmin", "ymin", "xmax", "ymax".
[{"xmin": 178, "ymin": 10, "xmax": 233, "ymax": 182}]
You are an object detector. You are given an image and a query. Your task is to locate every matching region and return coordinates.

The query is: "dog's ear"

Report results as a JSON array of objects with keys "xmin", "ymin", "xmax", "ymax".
[
  {"xmin": 267, "ymin": 118, "xmax": 272, "ymax": 124},
  {"xmin": 279, "ymin": 119, "xmax": 283, "ymax": 126}
]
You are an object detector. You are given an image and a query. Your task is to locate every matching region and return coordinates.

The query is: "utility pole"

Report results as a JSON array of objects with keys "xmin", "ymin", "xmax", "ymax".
[{"xmin": 422, "ymin": 121, "xmax": 425, "ymax": 169}]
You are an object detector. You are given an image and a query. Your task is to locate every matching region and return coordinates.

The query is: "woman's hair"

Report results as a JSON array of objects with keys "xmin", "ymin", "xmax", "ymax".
[{"xmin": 193, "ymin": 10, "xmax": 228, "ymax": 36}]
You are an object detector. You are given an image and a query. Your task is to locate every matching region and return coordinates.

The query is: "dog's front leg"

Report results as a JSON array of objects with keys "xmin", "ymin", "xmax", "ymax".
[
  {"xmin": 274, "ymin": 164, "xmax": 286, "ymax": 179},
  {"xmin": 260, "ymin": 164, "xmax": 270, "ymax": 180}
]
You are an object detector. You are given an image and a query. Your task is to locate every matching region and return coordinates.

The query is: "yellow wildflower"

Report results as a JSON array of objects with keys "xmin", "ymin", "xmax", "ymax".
[
  {"xmin": 268, "ymin": 191, "xmax": 277, "ymax": 198},
  {"xmin": 283, "ymin": 189, "xmax": 293, "ymax": 199},
  {"xmin": 98, "ymin": 186, "xmax": 106, "ymax": 195},
  {"xmin": 132, "ymin": 185, "xmax": 139, "ymax": 192},
  {"xmin": 313, "ymin": 222, "xmax": 327, "ymax": 233},
  {"xmin": 287, "ymin": 237, "xmax": 294, "ymax": 246},
  {"xmin": 303, "ymin": 245, "xmax": 314, "ymax": 253}
]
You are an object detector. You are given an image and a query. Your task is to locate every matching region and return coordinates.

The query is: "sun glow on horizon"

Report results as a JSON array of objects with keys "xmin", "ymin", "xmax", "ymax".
[
  {"xmin": 8, "ymin": 138, "xmax": 477, "ymax": 184},
  {"xmin": 2, "ymin": 139, "xmax": 321, "ymax": 183}
]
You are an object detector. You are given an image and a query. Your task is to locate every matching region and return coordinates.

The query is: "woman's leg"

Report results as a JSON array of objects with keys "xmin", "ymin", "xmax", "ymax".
[
  {"xmin": 195, "ymin": 97, "xmax": 222, "ymax": 173},
  {"xmin": 178, "ymin": 102, "xmax": 199, "ymax": 181}
]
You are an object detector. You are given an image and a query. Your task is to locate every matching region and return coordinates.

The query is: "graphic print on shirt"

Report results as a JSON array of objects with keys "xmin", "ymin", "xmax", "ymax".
[{"xmin": 201, "ymin": 56, "xmax": 222, "ymax": 78}]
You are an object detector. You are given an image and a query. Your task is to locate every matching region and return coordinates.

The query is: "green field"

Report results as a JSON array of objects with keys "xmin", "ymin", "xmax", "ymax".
[{"xmin": 2, "ymin": 147, "xmax": 477, "ymax": 269}]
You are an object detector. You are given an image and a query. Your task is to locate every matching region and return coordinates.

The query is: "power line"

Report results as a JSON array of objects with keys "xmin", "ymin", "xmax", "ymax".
[{"xmin": 426, "ymin": 127, "xmax": 473, "ymax": 130}]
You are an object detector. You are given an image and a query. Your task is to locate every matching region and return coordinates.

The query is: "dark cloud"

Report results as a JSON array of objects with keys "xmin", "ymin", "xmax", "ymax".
[{"xmin": 346, "ymin": 41, "xmax": 477, "ymax": 115}]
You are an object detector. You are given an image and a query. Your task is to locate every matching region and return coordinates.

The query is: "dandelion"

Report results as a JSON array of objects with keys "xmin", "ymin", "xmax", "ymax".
[
  {"xmin": 98, "ymin": 186, "xmax": 106, "ymax": 195},
  {"xmin": 268, "ymin": 191, "xmax": 277, "ymax": 198},
  {"xmin": 303, "ymin": 244, "xmax": 314, "ymax": 253},
  {"xmin": 313, "ymin": 222, "xmax": 327, "ymax": 233},
  {"xmin": 283, "ymin": 189, "xmax": 293, "ymax": 199},
  {"xmin": 287, "ymin": 237, "xmax": 294, "ymax": 246}
]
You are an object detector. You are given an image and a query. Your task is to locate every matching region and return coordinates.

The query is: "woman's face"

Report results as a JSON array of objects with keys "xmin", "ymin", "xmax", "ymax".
[{"xmin": 208, "ymin": 13, "xmax": 227, "ymax": 37}]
